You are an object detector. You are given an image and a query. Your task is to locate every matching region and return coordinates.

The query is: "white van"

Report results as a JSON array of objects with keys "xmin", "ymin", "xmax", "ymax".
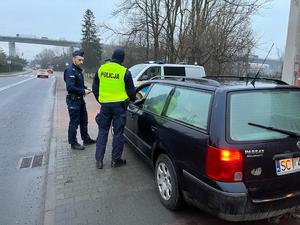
[{"xmin": 129, "ymin": 63, "xmax": 206, "ymax": 86}]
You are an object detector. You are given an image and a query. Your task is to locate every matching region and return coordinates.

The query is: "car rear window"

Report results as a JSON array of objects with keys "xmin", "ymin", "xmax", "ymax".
[
  {"xmin": 143, "ymin": 84, "xmax": 173, "ymax": 115},
  {"xmin": 165, "ymin": 88, "xmax": 212, "ymax": 130},
  {"xmin": 228, "ymin": 89, "xmax": 300, "ymax": 141},
  {"xmin": 164, "ymin": 66, "xmax": 185, "ymax": 76}
]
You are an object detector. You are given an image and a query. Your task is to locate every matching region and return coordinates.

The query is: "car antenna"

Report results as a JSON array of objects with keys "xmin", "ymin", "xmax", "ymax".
[{"xmin": 250, "ymin": 43, "xmax": 274, "ymax": 87}]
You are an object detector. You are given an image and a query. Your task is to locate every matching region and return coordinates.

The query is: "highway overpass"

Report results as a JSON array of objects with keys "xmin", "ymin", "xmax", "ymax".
[{"xmin": 0, "ymin": 35, "xmax": 81, "ymax": 57}]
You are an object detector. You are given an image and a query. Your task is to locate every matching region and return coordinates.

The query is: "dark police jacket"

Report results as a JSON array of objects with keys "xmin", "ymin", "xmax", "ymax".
[
  {"xmin": 64, "ymin": 63, "xmax": 87, "ymax": 97},
  {"xmin": 92, "ymin": 59, "xmax": 136, "ymax": 107}
]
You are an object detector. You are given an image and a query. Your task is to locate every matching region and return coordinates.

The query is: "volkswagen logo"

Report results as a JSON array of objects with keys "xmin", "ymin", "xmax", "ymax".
[{"xmin": 297, "ymin": 141, "xmax": 300, "ymax": 150}]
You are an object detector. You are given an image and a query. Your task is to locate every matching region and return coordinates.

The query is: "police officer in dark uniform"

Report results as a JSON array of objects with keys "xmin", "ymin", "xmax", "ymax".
[
  {"xmin": 64, "ymin": 50, "xmax": 96, "ymax": 150},
  {"xmin": 92, "ymin": 48, "xmax": 136, "ymax": 169}
]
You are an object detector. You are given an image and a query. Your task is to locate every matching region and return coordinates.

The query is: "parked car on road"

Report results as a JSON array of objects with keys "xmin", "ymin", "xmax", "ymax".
[
  {"xmin": 124, "ymin": 76, "xmax": 300, "ymax": 221},
  {"xmin": 36, "ymin": 69, "xmax": 49, "ymax": 78},
  {"xmin": 129, "ymin": 62, "xmax": 206, "ymax": 86}
]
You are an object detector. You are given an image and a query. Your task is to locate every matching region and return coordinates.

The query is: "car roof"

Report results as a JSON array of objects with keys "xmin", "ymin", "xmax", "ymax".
[
  {"xmin": 147, "ymin": 76, "xmax": 299, "ymax": 92},
  {"xmin": 141, "ymin": 63, "xmax": 203, "ymax": 68}
]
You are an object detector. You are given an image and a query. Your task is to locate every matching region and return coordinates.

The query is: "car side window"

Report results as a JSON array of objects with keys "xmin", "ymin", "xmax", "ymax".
[
  {"xmin": 165, "ymin": 88, "xmax": 212, "ymax": 130},
  {"xmin": 143, "ymin": 84, "xmax": 173, "ymax": 115},
  {"xmin": 139, "ymin": 66, "xmax": 161, "ymax": 80}
]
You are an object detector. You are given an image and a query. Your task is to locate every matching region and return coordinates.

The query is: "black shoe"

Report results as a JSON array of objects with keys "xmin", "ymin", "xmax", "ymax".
[
  {"xmin": 83, "ymin": 138, "xmax": 96, "ymax": 146},
  {"xmin": 111, "ymin": 159, "xmax": 126, "ymax": 168},
  {"xmin": 71, "ymin": 143, "xmax": 85, "ymax": 150},
  {"xmin": 96, "ymin": 160, "xmax": 103, "ymax": 169}
]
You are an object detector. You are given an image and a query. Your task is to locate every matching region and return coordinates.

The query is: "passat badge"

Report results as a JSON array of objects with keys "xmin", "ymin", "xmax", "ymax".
[{"xmin": 245, "ymin": 149, "xmax": 264, "ymax": 158}]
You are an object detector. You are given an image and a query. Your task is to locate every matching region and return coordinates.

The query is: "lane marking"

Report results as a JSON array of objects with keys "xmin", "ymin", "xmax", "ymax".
[
  {"xmin": 17, "ymin": 75, "xmax": 35, "ymax": 77},
  {"xmin": 0, "ymin": 77, "xmax": 35, "ymax": 93}
]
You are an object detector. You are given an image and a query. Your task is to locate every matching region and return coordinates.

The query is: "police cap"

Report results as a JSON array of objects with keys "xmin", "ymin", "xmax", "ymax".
[{"xmin": 72, "ymin": 50, "xmax": 84, "ymax": 57}]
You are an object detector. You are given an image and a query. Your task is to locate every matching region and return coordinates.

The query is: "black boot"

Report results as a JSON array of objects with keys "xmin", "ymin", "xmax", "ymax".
[
  {"xmin": 96, "ymin": 160, "xmax": 103, "ymax": 169},
  {"xmin": 83, "ymin": 138, "xmax": 96, "ymax": 145},
  {"xmin": 111, "ymin": 159, "xmax": 126, "ymax": 168},
  {"xmin": 71, "ymin": 143, "xmax": 85, "ymax": 150}
]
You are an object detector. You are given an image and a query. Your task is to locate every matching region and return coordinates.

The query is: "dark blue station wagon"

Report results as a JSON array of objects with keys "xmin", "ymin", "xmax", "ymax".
[{"xmin": 124, "ymin": 76, "xmax": 300, "ymax": 221}]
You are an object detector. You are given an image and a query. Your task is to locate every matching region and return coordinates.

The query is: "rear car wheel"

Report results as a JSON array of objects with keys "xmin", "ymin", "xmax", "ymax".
[{"xmin": 155, "ymin": 154, "xmax": 182, "ymax": 210}]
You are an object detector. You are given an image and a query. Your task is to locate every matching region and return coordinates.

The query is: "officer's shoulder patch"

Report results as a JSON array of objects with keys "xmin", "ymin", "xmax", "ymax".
[{"xmin": 72, "ymin": 68, "xmax": 76, "ymax": 71}]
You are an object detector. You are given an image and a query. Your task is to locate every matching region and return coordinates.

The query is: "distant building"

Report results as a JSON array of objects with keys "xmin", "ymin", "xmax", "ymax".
[
  {"xmin": 282, "ymin": 0, "xmax": 300, "ymax": 85},
  {"xmin": 248, "ymin": 55, "xmax": 283, "ymax": 79}
]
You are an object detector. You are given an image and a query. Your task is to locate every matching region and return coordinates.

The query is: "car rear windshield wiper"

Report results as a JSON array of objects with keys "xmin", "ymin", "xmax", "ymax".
[{"xmin": 248, "ymin": 122, "xmax": 300, "ymax": 138}]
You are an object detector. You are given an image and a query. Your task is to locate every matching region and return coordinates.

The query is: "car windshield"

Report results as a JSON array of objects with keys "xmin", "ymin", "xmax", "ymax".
[
  {"xmin": 128, "ymin": 64, "xmax": 148, "ymax": 78},
  {"xmin": 228, "ymin": 89, "xmax": 300, "ymax": 141}
]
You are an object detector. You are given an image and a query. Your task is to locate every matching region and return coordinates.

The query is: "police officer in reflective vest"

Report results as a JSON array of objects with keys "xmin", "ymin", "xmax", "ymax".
[
  {"xmin": 92, "ymin": 48, "xmax": 136, "ymax": 169},
  {"xmin": 64, "ymin": 50, "xmax": 96, "ymax": 150}
]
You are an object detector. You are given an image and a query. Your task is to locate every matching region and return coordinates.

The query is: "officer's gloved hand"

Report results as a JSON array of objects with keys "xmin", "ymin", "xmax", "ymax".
[{"xmin": 124, "ymin": 99, "xmax": 130, "ymax": 110}]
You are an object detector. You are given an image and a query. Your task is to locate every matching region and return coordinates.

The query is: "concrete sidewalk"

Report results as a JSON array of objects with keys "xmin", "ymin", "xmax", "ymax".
[{"xmin": 43, "ymin": 74, "xmax": 157, "ymax": 225}]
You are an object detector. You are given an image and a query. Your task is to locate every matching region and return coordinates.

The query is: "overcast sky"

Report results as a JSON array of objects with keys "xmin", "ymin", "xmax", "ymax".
[{"xmin": 0, "ymin": 0, "xmax": 291, "ymax": 60}]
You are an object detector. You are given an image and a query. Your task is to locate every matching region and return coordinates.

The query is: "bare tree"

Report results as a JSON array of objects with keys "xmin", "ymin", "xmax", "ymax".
[{"xmin": 104, "ymin": 0, "xmax": 270, "ymax": 75}]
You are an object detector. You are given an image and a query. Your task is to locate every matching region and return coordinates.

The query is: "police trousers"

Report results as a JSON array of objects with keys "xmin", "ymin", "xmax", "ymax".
[
  {"xmin": 95, "ymin": 105, "xmax": 126, "ymax": 161},
  {"xmin": 66, "ymin": 95, "xmax": 90, "ymax": 144}
]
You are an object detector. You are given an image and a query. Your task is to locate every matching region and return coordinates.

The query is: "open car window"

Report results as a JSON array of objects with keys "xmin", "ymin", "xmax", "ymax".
[{"xmin": 134, "ymin": 83, "xmax": 152, "ymax": 101}]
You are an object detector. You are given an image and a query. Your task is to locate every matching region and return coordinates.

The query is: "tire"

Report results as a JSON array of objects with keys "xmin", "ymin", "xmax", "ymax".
[{"xmin": 155, "ymin": 154, "xmax": 182, "ymax": 210}]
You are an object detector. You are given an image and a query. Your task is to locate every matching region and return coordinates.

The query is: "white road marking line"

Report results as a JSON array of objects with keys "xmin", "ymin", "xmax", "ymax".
[
  {"xmin": 17, "ymin": 75, "xmax": 35, "ymax": 77},
  {"xmin": 0, "ymin": 77, "xmax": 35, "ymax": 93}
]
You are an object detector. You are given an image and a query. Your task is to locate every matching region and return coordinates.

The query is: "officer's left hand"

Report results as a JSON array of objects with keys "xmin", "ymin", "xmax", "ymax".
[{"xmin": 84, "ymin": 89, "xmax": 92, "ymax": 96}]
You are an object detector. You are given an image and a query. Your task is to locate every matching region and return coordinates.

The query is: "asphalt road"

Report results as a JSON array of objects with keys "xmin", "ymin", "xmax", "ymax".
[{"xmin": 0, "ymin": 72, "xmax": 55, "ymax": 225}]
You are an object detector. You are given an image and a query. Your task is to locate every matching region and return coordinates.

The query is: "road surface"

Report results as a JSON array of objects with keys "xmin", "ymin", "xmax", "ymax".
[{"xmin": 0, "ymin": 72, "xmax": 55, "ymax": 225}]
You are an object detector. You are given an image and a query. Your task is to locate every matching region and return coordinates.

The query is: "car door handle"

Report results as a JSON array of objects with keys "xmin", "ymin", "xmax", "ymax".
[{"xmin": 151, "ymin": 125, "xmax": 157, "ymax": 132}]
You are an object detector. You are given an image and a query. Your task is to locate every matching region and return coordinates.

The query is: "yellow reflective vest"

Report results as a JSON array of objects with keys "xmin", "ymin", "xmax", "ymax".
[{"xmin": 97, "ymin": 62, "xmax": 128, "ymax": 103}]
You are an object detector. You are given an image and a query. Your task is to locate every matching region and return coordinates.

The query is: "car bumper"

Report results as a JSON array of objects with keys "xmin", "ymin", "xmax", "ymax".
[
  {"xmin": 37, "ymin": 75, "xmax": 49, "ymax": 78},
  {"xmin": 182, "ymin": 170, "xmax": 300, "ymax": 221}
]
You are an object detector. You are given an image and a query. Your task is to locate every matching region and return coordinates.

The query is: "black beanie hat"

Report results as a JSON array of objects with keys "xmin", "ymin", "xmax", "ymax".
[{"xmin": 112, "ymin": 48, "xmax": 125, "ymax": 63}]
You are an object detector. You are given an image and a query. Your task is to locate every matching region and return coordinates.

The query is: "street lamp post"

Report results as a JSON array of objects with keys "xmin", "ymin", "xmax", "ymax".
[{"xmin": 7, "ymin": 60, "xmax": 11, "ymax": 73}]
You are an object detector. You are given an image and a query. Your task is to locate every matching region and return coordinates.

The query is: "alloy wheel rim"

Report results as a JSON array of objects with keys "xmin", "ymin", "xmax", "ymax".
[{"xmin": 157, "ymin": 162, "xmax": 172, "ymax": 201}]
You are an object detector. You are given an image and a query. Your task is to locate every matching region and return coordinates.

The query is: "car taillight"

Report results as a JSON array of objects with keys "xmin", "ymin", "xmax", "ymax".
[{"xmin": 206, "ymin": 146, "xmax": 243, "ymax": 182}]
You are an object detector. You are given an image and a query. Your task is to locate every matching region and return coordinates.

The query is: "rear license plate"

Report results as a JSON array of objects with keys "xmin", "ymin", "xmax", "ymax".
[{"xmin": 275, "ymin": 157, "xmax": 300, "ymax": 175}]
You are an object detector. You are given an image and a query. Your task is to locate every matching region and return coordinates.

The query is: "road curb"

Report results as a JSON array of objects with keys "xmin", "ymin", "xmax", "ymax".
[
  {"xmin": 43, "ymin": 78, "xmax": 57, "ymax": 225},
  {"xmin": 44, "ymin": 136, "xmax": 56, "ymax": 225}
]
